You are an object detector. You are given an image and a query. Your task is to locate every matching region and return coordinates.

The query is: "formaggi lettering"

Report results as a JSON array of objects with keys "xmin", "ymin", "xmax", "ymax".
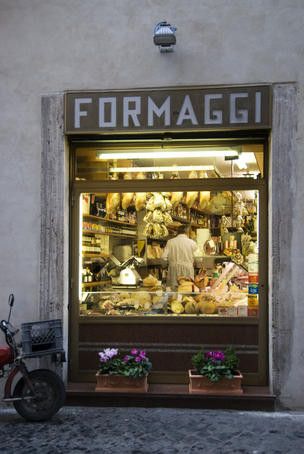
[{"xmin": 65, "ymin": 85, "xmax": 271, "ymax": 133}]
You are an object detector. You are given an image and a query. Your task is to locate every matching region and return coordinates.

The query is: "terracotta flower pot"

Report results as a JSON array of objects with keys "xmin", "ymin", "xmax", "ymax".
[
  {"xmin": 189, "ymin": 369, "xmax": 243, "ymax": 395},
  {"xmin": 95, "ymin": 373, "xmax": 148, "ymax": 393}
]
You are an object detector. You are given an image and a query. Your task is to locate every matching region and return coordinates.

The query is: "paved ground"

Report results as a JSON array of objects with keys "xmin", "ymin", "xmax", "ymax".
[{"xmin": 0, "ymin": 405, "xmax": 303, "ymax": 453}]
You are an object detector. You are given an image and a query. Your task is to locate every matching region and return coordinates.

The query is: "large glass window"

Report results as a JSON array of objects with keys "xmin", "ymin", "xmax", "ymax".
[{"xmin": 79, "ymin": 186, "xmax": 260, "ymax": 318}]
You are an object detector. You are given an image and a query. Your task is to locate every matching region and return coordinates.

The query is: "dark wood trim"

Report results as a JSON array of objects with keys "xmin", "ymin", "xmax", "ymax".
[
  {"xmin": 70, "ymin": 191, "xmax": 81, "ymax": 381},
  {"xmin": 72, "ymin": 178, "xmax": 263, "ymax": 194},
  {"xmin": 69, "ymin": 133, "xmax": 269, "ymax": 387},
  {"xmin": 78, "ymin": 316, "xmax": 259, "ymax": 325}
]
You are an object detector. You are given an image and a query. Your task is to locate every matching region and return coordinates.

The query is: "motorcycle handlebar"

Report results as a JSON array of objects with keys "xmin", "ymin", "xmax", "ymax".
[{"xmin": 0, "ymin": 319, "xmax": 19, "ymax": 337}]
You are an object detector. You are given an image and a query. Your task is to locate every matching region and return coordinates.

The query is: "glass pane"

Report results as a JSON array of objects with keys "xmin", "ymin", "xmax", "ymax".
[
  {"xmin": 79, "ymin": 189, "xmax": 259, "ymax": 318},
  {"xmin": 75, "ymin": 142, "xmax": 264, "ymax": 181}
]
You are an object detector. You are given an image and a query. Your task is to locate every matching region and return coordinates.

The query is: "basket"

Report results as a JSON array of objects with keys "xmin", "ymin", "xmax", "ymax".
[{"xmin": 21, "ymin": 319, "xmax": 64, "ymax": 358}]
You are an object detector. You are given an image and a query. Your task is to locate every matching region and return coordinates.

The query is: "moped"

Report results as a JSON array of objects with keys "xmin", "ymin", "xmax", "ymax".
[{"xmin": 0, "ymin": 294, "xmax": 65, "ymax": 421}]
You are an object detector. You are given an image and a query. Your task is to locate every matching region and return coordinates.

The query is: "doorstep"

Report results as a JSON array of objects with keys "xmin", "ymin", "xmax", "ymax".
[{"xmin": 66, "ymin": 382, "xmax": 276, "ymax": 411}]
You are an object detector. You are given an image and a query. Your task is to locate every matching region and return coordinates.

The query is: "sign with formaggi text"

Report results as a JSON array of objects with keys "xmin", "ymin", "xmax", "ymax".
[{"xmin": 64, "ymin": 85, "xmax": 271, "ymax": 134}]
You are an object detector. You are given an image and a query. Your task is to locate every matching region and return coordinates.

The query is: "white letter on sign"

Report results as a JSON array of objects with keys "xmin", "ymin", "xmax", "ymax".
[
  {"xmin": 176, "ymin": 95, "xmax": 198, "ymax": 126},
  {"xmin": 99, "ymin": 97, "xmax": 117, "ymax": 127},
  {"xmin": 230, "ymin": 93, "xmax": 248, "ymax": 123},
  {"xmin": 255, "ymin": 92, "xmax": 261, "ymax": 123},
  {"xmin": 123, "ymin": 97, "xmax": 141, "ymax": 127},
  {"xmin": 204, "ymin": 94, "xmax": 223, "ymax": 124},
  {"xmin": 74, "ymin": 98, "xmax": 92, "ymax": 128},
  {"xmin": 148, "ymin": 96, "xmax": 171, "ymax": 126}
]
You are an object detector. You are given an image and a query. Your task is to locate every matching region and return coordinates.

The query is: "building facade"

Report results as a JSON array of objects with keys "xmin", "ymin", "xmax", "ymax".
[{"xmin": 1, "ymin": 1, "xmax": 304, "ymax": 408}]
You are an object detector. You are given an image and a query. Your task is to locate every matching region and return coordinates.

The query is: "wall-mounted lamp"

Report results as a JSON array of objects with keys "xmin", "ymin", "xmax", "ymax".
[{"xmin": 153, "ymin": 21, "xmax": 177, "ymax": 53}]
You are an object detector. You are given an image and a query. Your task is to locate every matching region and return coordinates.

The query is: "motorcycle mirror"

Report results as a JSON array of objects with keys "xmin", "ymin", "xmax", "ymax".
[
  {"xmin": 8, "ymin": 294, "xmax": 14, "ymax": 323},
  {"xmin": 8, "ymin": 294, "xmax": 14, "ymax": 307}
]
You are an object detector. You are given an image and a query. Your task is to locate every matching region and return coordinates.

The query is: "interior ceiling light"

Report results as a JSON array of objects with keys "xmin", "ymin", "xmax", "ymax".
[
  {"xmin": 97, "ymin": 150, "xmax": 239, "ymax": 160},
  {"xmin": 109, "ymin": 165, "xmax": 214, "ymax": 173}
]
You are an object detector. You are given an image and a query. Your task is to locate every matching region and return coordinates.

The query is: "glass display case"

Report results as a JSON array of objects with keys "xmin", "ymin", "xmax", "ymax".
[{"xmin": 79, "ymin": 250, "xmax": 256, "ymax": 319}]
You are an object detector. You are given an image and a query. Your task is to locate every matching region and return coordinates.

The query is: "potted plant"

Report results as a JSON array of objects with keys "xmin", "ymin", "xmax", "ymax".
[
  {"xmin": 189, "ymin": 347, "xmax": 243, "ymax": 395},
  {"xmin": 95, "ymin": 347, "xmax": 152, "ymax": 393}
]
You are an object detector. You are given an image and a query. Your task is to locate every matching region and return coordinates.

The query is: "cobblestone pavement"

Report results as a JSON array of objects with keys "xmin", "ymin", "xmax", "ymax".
[{"xmin": 0, "ymin": 405, "xmax": 304, "ymax": 453}]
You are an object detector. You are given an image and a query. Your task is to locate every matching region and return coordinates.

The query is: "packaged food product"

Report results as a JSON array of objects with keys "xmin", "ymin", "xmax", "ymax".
[
  {"xmin": 248, "ymin": 273, "xmax": 259, "ymax": 284},
  {"xmin": 217, "ymin": 305, "xmax": 237, "ymax": 317},
  {"xmin": 217, "ymin": 306, "xmax": 230, "ymax": 316},
  {"xmin": 248, "ymin": 284, "xmax": 259, "ymax": 295},
  {"xmin": 237, "ymin": 306, "xmax": 248, "ymax": 316},
  {"xmin": 248, "ymin": 295, "xmax": 259, "ymax": 307},
  {"xmin": 248, "ymin": 307, "xmax": 259, "ymax": 317}
]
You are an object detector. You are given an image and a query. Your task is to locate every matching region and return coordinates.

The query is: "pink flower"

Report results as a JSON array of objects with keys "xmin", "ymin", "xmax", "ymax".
[
  {"xmin": 123, "ymin": 355, "xmax": 130, "ymax": 362},
  {"xmin": 135, "ymin": 356, "xmax": 141, "ymax": 363},
  {"xmin": 139, "ymin": 350, "xmax": 146, "ymax": 359},
  {"xmin": 205, "ymin": 351, "xmax": 225, "ymax": 362},
  {"xmin": 131, "ymin": 348, "xmax": 138, "ymax": 356}
]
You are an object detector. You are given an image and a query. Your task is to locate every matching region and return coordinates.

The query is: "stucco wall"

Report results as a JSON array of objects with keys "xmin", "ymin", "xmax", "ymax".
[{"xmin": 1, "ymin": 0, "xmax": 304, "ymax": 408}]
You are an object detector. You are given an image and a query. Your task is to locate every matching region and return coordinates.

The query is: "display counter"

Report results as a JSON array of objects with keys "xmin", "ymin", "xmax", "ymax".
[{"xmin": 80, "ymin": 287, "xmax": 253, "ymax": 318}]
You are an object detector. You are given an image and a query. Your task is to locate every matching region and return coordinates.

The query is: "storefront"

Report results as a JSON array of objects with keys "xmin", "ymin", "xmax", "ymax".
[
  {"xmin": 64, "ymin": 85, "xmax": 271, "ymax": 387},
  {"xmin": 2, "ymin": 1, "xmax": 303, "ymax": 410}
]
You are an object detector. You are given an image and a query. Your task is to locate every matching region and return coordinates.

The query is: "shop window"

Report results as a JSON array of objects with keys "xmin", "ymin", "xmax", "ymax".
[
  {"xmin": 74, "ymin": 142, "xmax": 264, "ymax": 181},
  {"xmin": 79, "ymin": 187, "xmax": 259, "ymax": 318}
]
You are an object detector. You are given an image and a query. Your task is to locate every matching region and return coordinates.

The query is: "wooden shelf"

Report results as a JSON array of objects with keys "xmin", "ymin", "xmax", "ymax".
[
  {"xmin": 83, "ymin": 214, "xmax": 137, "ymax": 227},
  {"xmin": 82, "ymin": 253, "xmax": 109, "ymax": 258},
  {"xmin": 82, "ymin": 230, "xmax": 136, "ymax": 238}
]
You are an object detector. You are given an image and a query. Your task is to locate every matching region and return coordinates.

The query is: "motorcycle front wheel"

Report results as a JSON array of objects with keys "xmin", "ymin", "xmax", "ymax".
[{"xmin": 13, "ymin": 369, "xmax": 66, "ymax": 421}]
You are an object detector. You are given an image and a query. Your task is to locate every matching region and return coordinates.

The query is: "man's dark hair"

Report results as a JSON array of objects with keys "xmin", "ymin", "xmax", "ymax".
[{"xmin": 177, "ymin": 224, "xmax": 190, "ymax": 235}]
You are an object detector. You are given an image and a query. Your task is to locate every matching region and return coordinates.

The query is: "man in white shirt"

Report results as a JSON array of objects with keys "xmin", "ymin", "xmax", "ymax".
[{"xmin": 162, "ymin": 224, "xmax": 197, "ymax": 290}]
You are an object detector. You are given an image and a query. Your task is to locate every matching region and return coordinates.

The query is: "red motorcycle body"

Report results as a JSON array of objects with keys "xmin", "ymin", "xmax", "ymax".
[{"xmin": 0, "ymin": 345, "xmax": 13, "ymax": 367}]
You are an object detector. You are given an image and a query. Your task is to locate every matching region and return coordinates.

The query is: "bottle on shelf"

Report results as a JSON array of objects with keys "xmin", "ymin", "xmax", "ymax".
[{"xmin": 83, "ymin": 267, "xmax": 93, "ymax": 283}]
